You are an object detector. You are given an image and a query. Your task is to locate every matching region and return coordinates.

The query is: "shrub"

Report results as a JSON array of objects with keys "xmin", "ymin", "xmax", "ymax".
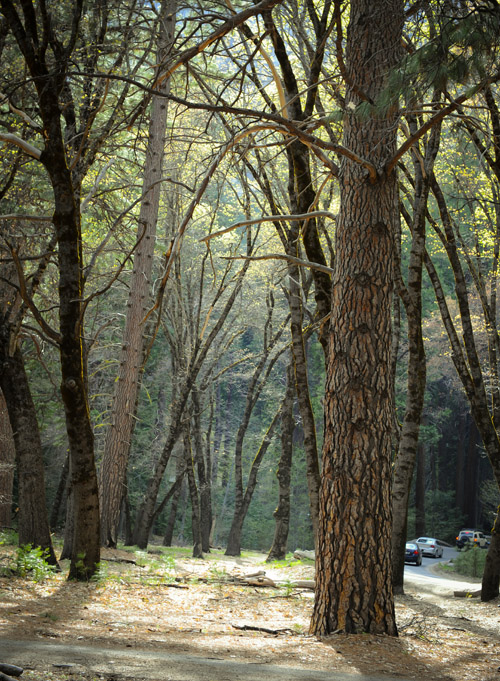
[
  {"xmin": 15, "ymin": 544, "xmax": 56, "ymax": 582},
  {"xmin": 450, "ymin": 546, "xmax": 487, "ymax": 579}
]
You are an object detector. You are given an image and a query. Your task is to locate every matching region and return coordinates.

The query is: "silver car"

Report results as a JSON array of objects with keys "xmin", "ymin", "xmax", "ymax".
[{"xmin": 416, "ymin": 537, "xmax": 443, "ymax": 558}]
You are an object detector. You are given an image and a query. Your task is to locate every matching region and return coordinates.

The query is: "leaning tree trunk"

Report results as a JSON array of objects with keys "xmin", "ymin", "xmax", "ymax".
[
  {"xmin": 225, "ymin": 408, "xmax": 281, "ymax": 556},
  {"xmin": 310, "ymin": 0, "xmax": 403, "ymax": 636},
  {"xmin": 99, "ymin": 0, "xmax": 177, "ymax": 548}
]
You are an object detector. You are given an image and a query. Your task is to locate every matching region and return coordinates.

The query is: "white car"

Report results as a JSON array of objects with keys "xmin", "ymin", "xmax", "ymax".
[{"xmin": 416, "ymin": 537, "xmax": 443, "ymax": 558}]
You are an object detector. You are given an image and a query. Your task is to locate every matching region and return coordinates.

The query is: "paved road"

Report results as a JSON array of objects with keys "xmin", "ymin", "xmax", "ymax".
[
  {"xmin": 0, "ymin": 639, "xmax": 403, "ymax": 681},
  {"xmin": 404, "ymin": 546, "xmax": 482, "ymax": 596}
]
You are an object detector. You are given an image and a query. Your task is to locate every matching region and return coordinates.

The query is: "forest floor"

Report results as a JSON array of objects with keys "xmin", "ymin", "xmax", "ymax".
[{"xmin": 0, "ymin": 545, "xmax": 499, "ymax": 681}]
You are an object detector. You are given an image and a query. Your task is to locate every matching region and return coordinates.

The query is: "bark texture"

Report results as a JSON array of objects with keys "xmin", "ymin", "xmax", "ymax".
[{"xmin": 311, "ymin": 0, "xmax": 403, "ymax": 636}]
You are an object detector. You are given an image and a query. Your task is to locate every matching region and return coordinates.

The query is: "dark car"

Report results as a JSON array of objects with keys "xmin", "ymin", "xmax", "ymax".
[{"xmin": 405, "ymin": 542, "xmax": 422, "ymax": 566}]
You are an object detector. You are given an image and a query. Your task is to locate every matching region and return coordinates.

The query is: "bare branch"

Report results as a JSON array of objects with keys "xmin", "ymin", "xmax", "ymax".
[
  {"xmin": 10, "ymin": 249, "xmax": 61, "ymax": 344},
  {"xmin": 200, "ymin": 210, "xmax": 337, "ymax": 243},
  {"xmin": 222, "ymin": 253, "xmax": 334, "ymax": 275},
  {"xmin": 156, "ymin": 0, "xmax": 285, "ymax": 87},
  {"xmin": 0, "ymin": 132, "xmax": 42, "ymax": 159},
  {"xmin": 0, "ymin": 214, "xmax": 52, "ymax": 221}
]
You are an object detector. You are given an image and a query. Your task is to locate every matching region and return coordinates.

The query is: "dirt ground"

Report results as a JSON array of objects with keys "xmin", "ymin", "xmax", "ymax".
[{"xmin": 0, "ymin": 547, "xmax": 499, "ymax": 681}]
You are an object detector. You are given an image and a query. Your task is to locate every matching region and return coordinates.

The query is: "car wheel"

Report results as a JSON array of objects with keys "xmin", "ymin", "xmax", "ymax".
[{"xmin": 417, "ymin": 558, "xmax": 422, "ymax": 566}]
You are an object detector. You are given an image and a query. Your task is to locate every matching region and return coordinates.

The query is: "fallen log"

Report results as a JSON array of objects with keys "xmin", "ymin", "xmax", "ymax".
[
  {"xmin": 293, "ymin": 550, "xmax": 315, "ymax": 561},
  {"xmin": 454, "ymin": 589, "xmax": 481, "ymax": 598},
  {"xmin": 279, "ymin": 579, "xmax": 315, "ymax": 590},
  {"xmin": 0, "ymin": 664, "xmax": 23, "ymax": 677}
]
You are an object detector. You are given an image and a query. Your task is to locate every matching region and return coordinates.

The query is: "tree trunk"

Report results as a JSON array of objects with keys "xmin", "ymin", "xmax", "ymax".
[
  {"xmin": 0, "ymin": 390, "xmax": 14, "ymax": 529},
  {"xmin": 391, "ymin": 116, "xmax": 441, "ymax": 593},
  {"xmin": 267, "ymin": 360, "xmax": 295, "ymax": 562},
  {"xmin": 225, "ymin": 407, "xmax": 281, "ymax": 556},
  {"xmin": 183, "ymin": 425, "xmax": 203, "ymax": 558},
  {"xmin": 0, "ymin": 347, "xmax": 58, "ymax": 565},
  {"xmin": 415, "ymin": 439, "xmax": 426, "ymax": 538},
  {"xmin": 191, "ymin": 388, "xmax": 212, "ymax": 552},
  {"xmin": 311, "ymin": 0, "xmax": 403, "ymax": 636},
  {"xmin": 50, "ymin": 452, "xmax": 70, "ymax": 530},
  {"xmin": 163, "ymin": 453, "xmax": 185, "ymax": 546},
  {"xmin": 0, "ymin": 0, "xmax": 101, "ymax": 580},
  {"xmin": 99, "ymin": 0, "xmax": 177, "ymax": 548},
  {"xmin": 464, "ymin": 419, "xmax": 480, "ymax": 527},
  {"xmin": 482, "ymin": 510, "xmax": 500, "ymax": 601}
]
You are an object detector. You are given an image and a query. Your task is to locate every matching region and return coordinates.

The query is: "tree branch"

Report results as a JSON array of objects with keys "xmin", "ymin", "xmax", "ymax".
[
  {"xmin": 200, "ymin": 210, "xmax": 337, "ymax": 243},
  {"xmin": 222, "ymin": 253, "xmax": 334, "ymax": 275},
  {"xmin": 0, "ymin": 132, "xmax": 42, "ymax": 159}
]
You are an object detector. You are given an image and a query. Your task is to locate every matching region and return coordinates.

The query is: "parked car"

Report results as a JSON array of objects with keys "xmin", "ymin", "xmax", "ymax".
[
  {"xmin": 456, "ymin": 529, "xmax": 488, "ymax": 550},
  {"xmin": 405, "ymin": 542, "xmax": 422, "ymax": 566},
  {"xmin": 416, "ymin": 537, "xmax": 443, "ymax": 558}
]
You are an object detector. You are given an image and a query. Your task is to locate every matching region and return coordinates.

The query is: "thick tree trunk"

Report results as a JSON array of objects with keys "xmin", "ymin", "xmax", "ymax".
[
  {"xmin": 267, "ymin": 360, "xmax": 295, "ymax": 562},
  {"xmin": 311, "ymin": 0, "xmax": 403, "ymax": 636},
  {"xmin": 0, "ymin": 390, "xmax": 14, "ymax": 529},
  {"xmin": 99, "ymin": 0, "xmax": 176, "ymax": 548}
]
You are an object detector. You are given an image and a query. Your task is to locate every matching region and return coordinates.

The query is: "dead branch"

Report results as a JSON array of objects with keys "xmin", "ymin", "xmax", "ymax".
[
  {"xmin": 221, "ymin": 253, "xmax": 334, "ymax": 275},
  {"xmin": 231, "ymin": 623, "xmax": 295, "ymax": 635},
  {"xmin": 200, "ymin": 210, "xmax": 337, "ymax": 243}
]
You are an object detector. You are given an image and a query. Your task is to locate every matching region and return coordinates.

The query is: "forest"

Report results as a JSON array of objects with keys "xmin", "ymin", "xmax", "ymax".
[{"xmin": 1, "ymin": 0, "xmax": 500, "ymax": 637}]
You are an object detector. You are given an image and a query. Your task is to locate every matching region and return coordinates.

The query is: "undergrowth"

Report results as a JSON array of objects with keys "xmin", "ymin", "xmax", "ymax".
[{"xmin": 440, "ymin": 546, "xmax": 487, "ymax": 579}]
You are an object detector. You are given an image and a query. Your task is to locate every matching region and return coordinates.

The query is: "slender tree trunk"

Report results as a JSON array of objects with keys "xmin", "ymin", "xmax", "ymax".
[
  {"xmin": 286, "ymin": 246, "xmax": 321, "ymax": 544},
  {"xmin": 267, "ymin": 360, "xmax": 295, "ymax": 562},
  {"xmin": 311, "ymin": 0, "xmax": 403, "ymax": 636},
  {"xmin": 391, "ymin": 118, "xmax": 441, "ymax": 593},
  {"xmin": 183, "ymin": 425, "xmax": 203, "ymax": 558},
  {"xmin": 99, "ymin": 0, "xmax": 177, "ymax": 548},
  {"xmin": 50, "ymin": 452, "xmax": 70, "ymax": 530},
  {"xmin": 163, "ymin": 453, "xmax": 185, "ymax": 546},
  {"xmin": 415, "ymin": 439, "xmax": 426, "ymax": 538},
  {"xmin": 191, "ymin": 388, "xmax": 212, "ymax": 552},
  {"xmin": 133, "ymin": 259, "xmax": 250, "ymax": 548},
  {"xmin": 455, "ymin": 409, "xmax": 466, "ymax": 513},
  {"xmin": 464, "ymin": 419, "xmax": 480, "ymax": 527},
  {"xmin": 225, "ymin": 408, "xmax": 281, "ymax": 556}
]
